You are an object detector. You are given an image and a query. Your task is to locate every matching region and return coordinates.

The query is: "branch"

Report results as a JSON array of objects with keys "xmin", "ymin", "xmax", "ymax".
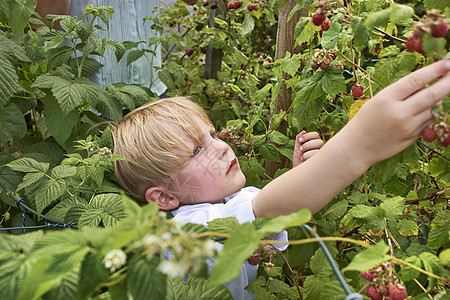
[{"xmin": 339, "ymin": 18, "xmax": 407, "ymax": 43}]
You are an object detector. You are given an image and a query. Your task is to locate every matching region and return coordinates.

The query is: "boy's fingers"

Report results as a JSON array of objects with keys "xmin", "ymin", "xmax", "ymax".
[
  {"xmin": 300, "ymin": 139, "xmax": 324, "ymax": 152},
  {"xmin": 408, "ymin": 71, "xmax": 450, "ymax": 114},
  {"xmin": 380, "ymin": 60, "xmax": 450, "ymax": 101}
]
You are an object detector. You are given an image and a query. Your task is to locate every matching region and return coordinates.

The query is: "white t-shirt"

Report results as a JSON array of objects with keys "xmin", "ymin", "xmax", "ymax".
[{"xmin": 172, "ymin": 186, "xmax": 288, "ymax": 299}]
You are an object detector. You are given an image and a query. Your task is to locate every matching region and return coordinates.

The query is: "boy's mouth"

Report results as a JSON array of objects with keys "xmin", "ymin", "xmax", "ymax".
[{"xmin": 227, "ymin": 158, "xmax": 238, "ymax": 175}]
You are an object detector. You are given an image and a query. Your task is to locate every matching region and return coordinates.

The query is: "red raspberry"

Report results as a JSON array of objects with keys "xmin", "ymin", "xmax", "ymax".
[
  {"xmin": 186, "ymin": 48, "xmax": 194, "ymax": 56},
  {"xmin": 431, "ymin": 23, "xmax": 449, "ymax": 38},
  {"xmin": 210, "ymin": 3, "xmax": 218, "ymax": 9},
  {"xmin": 311, "ymin": 60, "xmax": 320, "ymax": 71},
  {"xmin": 227, "ymin": 2, "xmax": 234, "ymax": 9},
  {"xmin": 312, "ymin": 13, "xmax": 326, "ymax": 26},
  {"xmin": 405, "ymin": 37, "xmax": 422, "ymax": 53},
  {"xmin": 366, "ymin": 285, "xmax": 382, "ymax": 300},
  {"xmin": 422, "ymin": 127, "xmax": 437, "ymax": 142},
  {"xmin": 319, "ymin": 28, "xmax": 323, "ymax": 37},
  {"xmin": 321, "ymin": 18, "xmax": 331, "ymax": 31},
  {"xmin": 202, "ymin": 0, "xmax": 208, "ymax": 6},
  {"xmin": 234, "ymin": 1, "xmax": 241, "ymax": 8},
  {"xmin": 247, "ymin": 256, "xmax": 259, "ymax": 266},
  {"xmin": 361, "ymin": 271, "xmax": 378, "ymax": 281},
  {"xmin": 352, "ymin": 84, "xmax": 364, "ymax": 98},
  {"xmin": 441, "ymin": 134, "xmax": 450, "ymax": 147},
  {"xmin": 247, "ymin": 3, "xmax": 255, "ymax": 11},
  {"xmin": 387, "ymin": 283, "xmax": 407, "ymax": 300}
]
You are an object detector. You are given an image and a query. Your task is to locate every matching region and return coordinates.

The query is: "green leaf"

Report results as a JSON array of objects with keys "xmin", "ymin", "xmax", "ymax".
[
  {"xmin": 323, "ymin": 200, "xmax": 348, "ymax": 221},
  {"xmin": 303, "ymin": 275, "xmax": 327, "ymax": 300},
  {"xmin": 424, "ymin": 0, "xmax": 448, "ymax": 11},
  {"xmin": 321, "ymin": 22, "xmax": 341, "ymax": 50},
  {"xmin": 293, "ymin": 97, "xmax": 325, "ymax": 129},
  {"xmin": 52, "ymin": 79, "xmax": 85, "ymax": 114},
  {"xmin": 310, "ymin": 248, "xmax": 333, "ymax": 276},
  {"xmin": 268, "ymin": 131, "xmax": 289, "ymax": 145},
  {"xmin": 439, "ymin": 249, "xmax": 450, "ymax": 266},
  {"xmin": 295, "ymin": 20, "xmax": 319, "ymax": 45},
  {"xmin": 0, "ymin": 103, "xmax": 27, "ymax": 144},
  {"xmin": 365, "ymin": 8, "xmax": 392, "ymax": 27},
  {"xmin": 77, "ymin": 251, "xmax": 109, "ymax": 299},
  {"xmin": 0, "ymin": 55, "xmax": 18, "ymax": 107},
  {"xmin": 128, "ymin": 256, "xmax": 166, "ymax": 300},
  {"xmin": 248, "ymin": 157, "xmax": 266, "ymax": 178},
  {"xmin": 352, "ymin": 18, "xmax": 370, "ymax": 50},
  {"xmin": 8, "ymin": 0, "xmax": 36, "ymax": 34},
  {"xmin": 321, "ymin": 66, "xmax": 346, "ymax": 95},
  {"xmin": 427, "ymin": 210, "xmax": 450, "ymax": 249},
  {"xmin": 209, "ymin": 223, "xmax": 260, "ymax": 286},
  {"xmin": 259, "ymin": 143, "xmax": 281, "ymax": 163},
  {"xmin": 259, "ymin": 209, "xmax": 311, "ymax": 236},
  {"xmin": 44, "ymin": 93, "xmax": 78, "ymax": 145},
  {"xmin": 422, "ymin": 34, "xmax": 447, "ymax": 59},
  {"xmin": 127, "ymin": 49, "xmax": 145, "ymax": 66},
  {"xmin": 158, "ymin": 69, "xmax": 175, "ymax": 89},
  {"xmin": 419, "ymin": 252, "xmax": 442, "ymax": 292},
  {"xmin": 104, "ymin": 38, "xmax": 126, "ymax": 62},
  {"xmin": 380, "ymin": 197, "xmax": 404, "ymax": 220},
  {"xmin": 397, "ymin": 219, "xmax": 418, "ymax": 236},
  {"xmin": 279, "ymin": 52, "xmax": 302, "ymax": 77},
  {"xmin": 208, "ymin": 217, "xmax": 240, "ymax": 235},
  {"xmin": 343, "ymin": 242, "xmax": 390, "ymax": 272},
  {"xmin": 389, "ymin": 4, "xmax": 414, "ymax": 25},
  {"xmin": 319, "ymin": 280, "xmax": 349, "ymax": 300},
  {"xmin": 35, "ymin": 178, "xmax": 66, "ymax": 215},
  {"xmin": 400, "ymin": 256, "xmax": 421, "ymax": 282},
  {"xmin": 6, "ymin": 158, "xmax": 49, "ymax": 174},
  {"xmin": 183, "ymin": 276, "xmax": 232, "ymax": 299}
]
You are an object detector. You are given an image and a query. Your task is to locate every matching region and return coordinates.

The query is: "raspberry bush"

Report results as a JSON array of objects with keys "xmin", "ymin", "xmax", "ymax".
[{"xmin": 0, "ymin": 0, "xmax": 448, "ymax": 299}]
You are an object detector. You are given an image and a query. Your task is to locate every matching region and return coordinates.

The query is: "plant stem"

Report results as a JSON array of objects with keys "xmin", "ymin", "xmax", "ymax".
[
  {"xmin": 339, "ymin": 18, "xmax": 407, "ymax": 43},
  {"xmin": 274, "ymin": 247, "xmax": 303, "ymax": 300}
]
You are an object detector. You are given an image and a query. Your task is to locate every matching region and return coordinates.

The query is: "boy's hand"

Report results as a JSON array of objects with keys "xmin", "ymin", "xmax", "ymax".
[
  {"xmin": 341, "ymin": 60, "xmax": 450, "ymax": 167},
  {"xmin": 293, "ymin": 131, "xmax": 324, "ymax": 167}
]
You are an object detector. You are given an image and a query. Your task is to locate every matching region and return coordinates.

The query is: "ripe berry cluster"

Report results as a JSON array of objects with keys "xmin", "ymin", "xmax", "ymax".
[
  {"xmin": 311, "ymin": 0, "xmax": 333, "ymax": 36},
  {"xmin": 361, "ymin": 263, "xmax": 408, "ymax": 300},
  {"xmin": 405, "ymin": 9, "xmax": 448, "ymax": 53},
  {"xmin": 310, "ymin": 49, "xmax": 342, "ymax": 72},
  {"xmin": 227, "ymin": 1, "xmax": 241, "ymax": 9},
  {"xmin": 422, "ymin": 111, "xmax": 450, "ymax": 147}
]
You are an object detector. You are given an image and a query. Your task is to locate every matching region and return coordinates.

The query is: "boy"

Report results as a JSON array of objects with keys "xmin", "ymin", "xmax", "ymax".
[{"xmin": 112, "ymin": 60, "xmax": 450, "ymax": 298}]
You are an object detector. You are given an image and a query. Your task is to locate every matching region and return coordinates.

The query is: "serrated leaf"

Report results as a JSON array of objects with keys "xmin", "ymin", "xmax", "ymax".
[
  {"xmin": 268, "ymin": 131, "xmax": 289, "ymax": 145},
  {"xmin": 296, "ymin": 20, "xmax": 319, "ymax": 45},
  {"xmin": 427, "ymin": 210, "xmax": 450, "ymax": 249},
  {"xmin": 207, "ymin": 217, "xmax": 240, "ymax": 235},
  {"xmin": 319, "ymin": 280, "xmax": 348, "ymax": 300},
  {"xmin": 209, "ymin": 223, "xmax": 260, "ymax": 287},
  {"xmin": 400, "ymin": 256, "xmax": 421, "ymax": 282},
  {"xmin": 279, "ymin": 52, "xmax": 302, "ymax": 77},
  {"xmin": 321, "ymin": 66, "xmax": 346, "ymax": 95},
  {"xmin": 17, "ymin": 172, "xmax": 45, "ymax": 192},
  {"xmin": 419, "ymin": 252, "xmax": 442, "ymax": 292},
  {"xmin": 303, "ymin": 275, "xmax": 327, "ymax": 300},
  {"xmin": 293, "ymin": 97, "xmax": 325, "ymax": 129},
  {"xmin": 0, "ymin": 55, "xmax": 18, "ymax": 107},
  {"xmin": 44, "ymin": 93, "xmax": 78, "ymax": 145},
  {"xmin": 6, "ymin": 158, "xmax": 49, "ymax": 174},
  {"xmin": 380, "ymin": 197, "xmax": 404, "ymax": 220},
  {"xmin": 352, "ymin": 18, "xmax": 370, "ymax": 50},
  {"xmin": 241, "ymin": 13, "xmax": 255, "ymax": 35},
  {"xmin": 8, "ymin": 0, "xmax": 36, "ymax": 34},
  {"xmin": 343, "ymin": 242, "xmax": 390, "ymax": 272},
  {"xmin": 259, "ymin": 209, "xmax": 311, "ymax": 236},
  {"xmin": 158, "ymin": 69, "xmax": 175, "ymax": 89},
  {"xmin": 0, "ymin": 103, "xmax": 27, "ymax": 144},
  {"xmin": 321, "ymin": 22, "xmax": 341, "ymax": 50},
  {"xmin": 104, "ymin": 38, "xmax": 126, "ymax": 62},
  {"xmin": 259, "ymin": 143, "xmax": 280, "ymax": 162},
  {"xmin": 35, "ymin": 178, "xmax": 66, "ymax": 215},
  {"xmin": 310, "ymin": 248, "xmax": 333, "ymax": 276},
  {"xmin": 248, "ymin": 157, "xmax": 266, "ymax": 178},
  {"xmin": 397, "ymin": 219, "xmax": 418, "ymax": 236},
  {"xmin": 323, "ymin": 200, "xmax": 348, "ymax": 221},
  {"xmin": 128, "ymin": 256, "xmax": 166, "ymax": 300},
  {"xmin": 127, "ymin": 49, "xmax": 145, "ymax": 66},
  {"xmin": 52, "ymin": 79, "xmax": 85, "ymax": 114},
  {"xmin": 365, "ymin": 8, "xmax": 391, "ymax": 27},
  {"xmin": 348, "ymin": 205, "xmax": 374, "ymax": 219}
]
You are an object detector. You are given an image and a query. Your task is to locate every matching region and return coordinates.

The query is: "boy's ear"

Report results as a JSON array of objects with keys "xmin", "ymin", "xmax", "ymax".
[{"xmin": 145, "ymin": 186, "xmax": 180, "ymax": 211}]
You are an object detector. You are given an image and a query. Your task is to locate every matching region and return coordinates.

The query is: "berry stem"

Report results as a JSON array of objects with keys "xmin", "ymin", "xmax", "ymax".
[
  {"xmin": 338, "ymin": 52, "xmax": 384, "ymax": 88},
  {"xmin": 339, "ymin": 18, "xmax": 407, "ymax": 43},
  {"xmin": 273, "ymin": 247, "xmax": 303, "ymax": 300},
  {"xmin": 392, "ymin": 257, "xmax": 450, "ymax": 283},
  {"xmin": 413, "ymin": 278, "xmax": 434, "ymax": 299}
]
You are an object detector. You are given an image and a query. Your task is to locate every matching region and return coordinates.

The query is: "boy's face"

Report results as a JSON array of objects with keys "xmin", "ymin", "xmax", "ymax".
[{"xmin": 168, "ymin": 121, "xmax": 246, "ymax": 205}]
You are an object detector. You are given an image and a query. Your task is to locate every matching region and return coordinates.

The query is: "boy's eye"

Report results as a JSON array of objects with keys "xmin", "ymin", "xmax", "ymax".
[
  {"xmin": 210, "ymin": 132, "xmax": 216, "ymax": 139},
  {"xmin": 193, "ymin": 147, "xmax": 200, "ymax": 155}
]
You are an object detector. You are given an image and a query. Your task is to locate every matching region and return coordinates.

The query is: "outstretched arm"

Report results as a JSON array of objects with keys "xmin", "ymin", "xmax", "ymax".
[{"xmin": 253, "ymin": 60, "xmax": 450, "ymax": 218}]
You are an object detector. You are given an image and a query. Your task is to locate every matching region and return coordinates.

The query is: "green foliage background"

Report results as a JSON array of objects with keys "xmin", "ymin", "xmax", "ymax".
[{"xmin": 0, "ymin": 0, "xmax": 448, "ymax": 299}]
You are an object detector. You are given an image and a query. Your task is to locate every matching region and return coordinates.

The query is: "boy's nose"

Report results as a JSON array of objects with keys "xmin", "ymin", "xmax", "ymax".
[{"xmin": 216, "ymin": 139, "xmax": 229, "ymax": 159}]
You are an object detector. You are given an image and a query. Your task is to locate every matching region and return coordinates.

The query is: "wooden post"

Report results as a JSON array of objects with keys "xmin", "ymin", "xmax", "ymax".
[{"xmin": 265, "ymin": 0, "xmax": 307, "ymax": 177}]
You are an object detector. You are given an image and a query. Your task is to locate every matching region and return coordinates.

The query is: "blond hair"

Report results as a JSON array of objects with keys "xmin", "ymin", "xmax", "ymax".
[{"xmin": 112, "ymin": 97, "xmax": 213, "ymax": 202}]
